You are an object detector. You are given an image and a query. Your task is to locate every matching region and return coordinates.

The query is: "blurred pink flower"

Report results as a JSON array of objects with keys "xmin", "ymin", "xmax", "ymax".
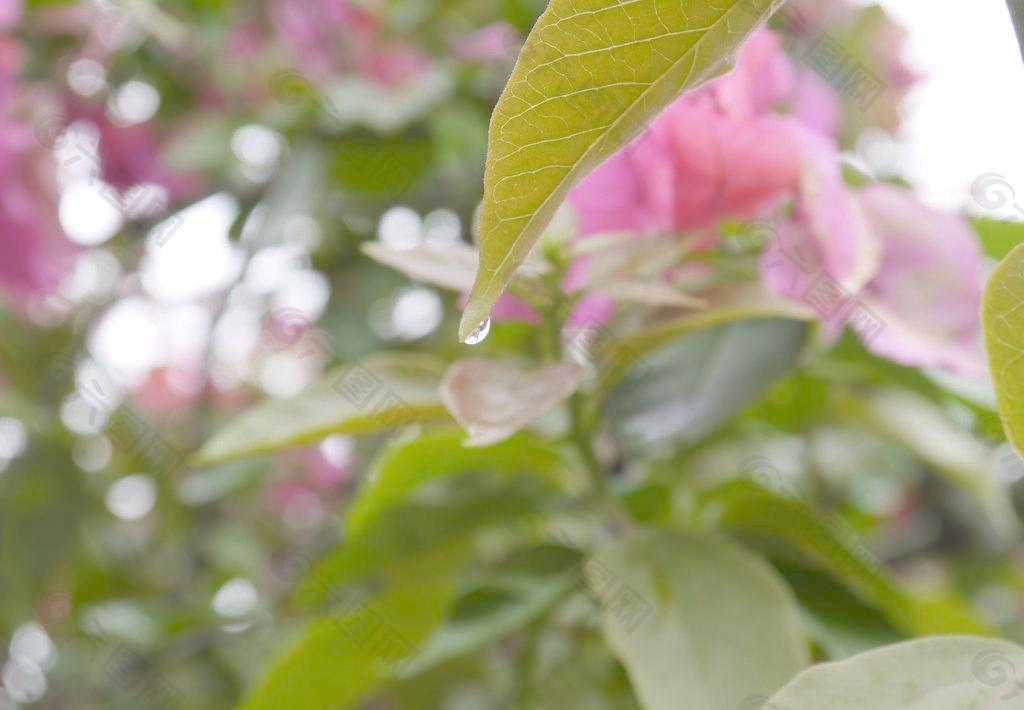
[
  {"xmin": 0, "ymin": 0, "xmax": 21, "ymax": 31},
  {"xmin": 477, "ymin": 274, "xmax": 615, "ymax": 331},
  {"xmin": 356, "ymin": 43, "xmax": 432, "ymax": 89},
  {"xmin": 270, "ymin": 0, "xmax": 429, "ymax": 88},
  {"xmin": 790, "ymin": 68, "xmax": 843, "ymax": 138},
  {"xmin": 781, "ymin": 0, "xmax": 858, "ymax": 39},
  {"xmin": 224, "ymin": 21, "xmax": 266, "ymax": 61},
  {"xmin": 781, "ymin": 0, "xmax": 920, "ymax": 139},
  {"xmin": 132, "ymin": 367, "xmax": 204, "ymax": 417},
  {"xmin": 489, "ymin": 292, "xmax": 540, "ymax": 325},
  {"xmin": 450, "ymin": 23, "xmax": 517, "ymax": 63},
  {"xmin": 64, "ymin": 97, "xmax": 204, "ymax": 203},
  {"xmin": 761, "ymin": 183, "xmax": 985, "ymax": 376},
  {"xmin": 266, "ymin": 442, "xmax": 355, "ymax": 518},
  {"xmin": 96, "ymin": 119, "xmax": 204, "ymax": 200},
  {"xmin": 569, "ymin": 30, "xmax": 827, "ymax": 240},
  {"xmin": 0, "ymin": 39, "xmax": 76, "ymax": 303},
  {"xmin": 854, "ymin": 185, "xmax": 986, "ymax": 376},
  {"xmin": 783, "ymin": 123, "xmax": 879, "ymax": 294},
  {"xmin": 270, "ymin": 0, "xmax": 380, "ymax": 80}
]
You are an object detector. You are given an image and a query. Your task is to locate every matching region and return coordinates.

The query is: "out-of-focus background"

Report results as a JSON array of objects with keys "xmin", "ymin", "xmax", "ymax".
[
  {"xmin": 871, "ymin": 0, "xmax": 1024, "ymax": 210},
  {"xmin": 0, "ymin": 0, "xmax": 1022, "ymax": 708}
]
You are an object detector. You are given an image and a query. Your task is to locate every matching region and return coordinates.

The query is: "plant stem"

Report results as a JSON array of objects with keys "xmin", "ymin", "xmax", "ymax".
[{"xmin": 569, "ymin": 390, "xmax": 607, "ymax": 497}]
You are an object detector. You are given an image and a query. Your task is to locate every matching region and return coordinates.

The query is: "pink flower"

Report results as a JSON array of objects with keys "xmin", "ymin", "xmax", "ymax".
[
  {"xmin": 489, "ymin": 292, "xmax": 540, "ymax": 324},
  {"xmin": 761, "ymin": 182, "xmax": 985, "ymax": 376},
  {"xmin": 266, "ymin": 442, "xmax": 355, "ymax": 518},
  {"xmin": 63, "ymin": 97, "xmax": 204, "ymax": 203},
  {"xmin": 569, "ymin": 30, "xmax": 817, "ymax": 240},
  {"xmin": 356, "ymin": 44, "xmax": 432, "ymax": 89},
  {"xmin": 97, "ymin": 119, "xmax": 204, "ymax": 200},
  {"xmin": 450, "ymin": 23, "xmax": 518, "ymax": 63},
  {"xmin": 270, "ymin": 0, "xmax": 429, "ymax": 88},
  {"xmin": 790, "ymin": 68, "xmax": 843, "ymax": 138},
  {"xmin": 0, "ymin": 0, "xmax": 22, "ymax": 31},
  {"xmin": 853, "ymin": 185, "xmax": 986, "ymax": 376},
  {"xmin": 0, "ymin": 40, "xmax": 76, "ymax": 303},
  {"xmin": 270, "ymin": 0, "xmax": 380, "ymax": 80},
  {"xmin": 0, "ymin": 140, "xmax": 75, "ymax": 301},
  {"xmin": 782, "ymin": 123, "xmax": 879, "ymax": 294},
  {"xmin": 553, "ymin": 29, "xmax": 844, "ymax": 330}
]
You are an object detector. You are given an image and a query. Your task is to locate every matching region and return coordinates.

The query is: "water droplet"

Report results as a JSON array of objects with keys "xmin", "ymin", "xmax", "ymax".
[{"xmin": 463, "ymin": 317, "xmax": 491, "ymax": 345}]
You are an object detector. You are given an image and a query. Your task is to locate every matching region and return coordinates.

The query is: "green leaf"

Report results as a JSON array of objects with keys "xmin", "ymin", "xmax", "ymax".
[
  {"xmin": 984, "ymin": 243, "xmax": 1024, "ymax": 456},
  {"xmin": 777, "ymin": 565, "xmax": 903, "ymax": 660},
  {"xmin": 529, "ymin": 630, "xmax": 644, "ymax": 710},
  {"xmin": 606, "ymin": 318, "xmax": 808, "ymax": 451},
  {"xmin": 330, "ymin": 129, "xmax": 434, "ymax": 195},
  {"xmin": 603, "ymin": 284, "xmax": 815, "ymax": 383},
  {"xmin": 401, "ymin": 544, "xmax": 581, "ymax": 676},
  {"xmin": 587, "ymin": 529, "xmax": 809, "ymax": 710},
  {"xmin": 194, "ymin": 353, "xmax": 449, "ymax": 465},
  {"xmin": 703, "ymin": 481, "xmax": 994, "ymax": 637},
  {"xmin": 240, "ymin": 572, "xmax": 457, "ymax": 710},
  {"xmin": 297, "ymin": 472, "xmax": 568, "ymax": 607},
  {"xmin": 441, "ymin": 359, "xmax": 584, "ymax": 446},
  {"xmin": 972, "ymin": 217, "xmax": 1024, "ymax": 260},
  {"xmin": 345, "ymin": 428, "xmax": 574, "ymax": 536},
  {"xmin": 459, "ymin": 0, "xmax": 785, "ymax": 341},
  {"xmin": 764, "ymin": 636, "xmax": 1024, "ymax": 709}
]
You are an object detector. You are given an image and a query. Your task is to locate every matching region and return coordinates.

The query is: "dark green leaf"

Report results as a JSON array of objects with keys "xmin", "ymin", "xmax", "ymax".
[{"xmin": 606, "ymin": 318, "xmax": 808, "ymax": 452}]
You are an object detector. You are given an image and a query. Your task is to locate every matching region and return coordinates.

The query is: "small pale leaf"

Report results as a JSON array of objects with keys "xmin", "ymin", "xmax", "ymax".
[
  {"xmin": 440, "ymin": 358, "xmax": 584, "ymax": 446},
  {"xmin": 362, "ymin": 240, "xmax": 480, "ymax": 292}
]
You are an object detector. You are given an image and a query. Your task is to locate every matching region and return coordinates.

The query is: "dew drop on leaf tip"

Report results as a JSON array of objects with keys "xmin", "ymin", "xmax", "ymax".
[{"xmin": 463, "ymin": 317, "xmax": 491, "ymax": 345}]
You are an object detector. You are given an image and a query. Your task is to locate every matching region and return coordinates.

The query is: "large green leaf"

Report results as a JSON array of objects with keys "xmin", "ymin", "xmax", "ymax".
[
  {"xmin": 764, "ymin": 636, "xmax": 1024, "ymax": 709},
  {"xmin": 194, "ymin": 353, "xmax": 449, "ymax": 465},
  {"xmin": 588, "ymin": 529, "xmax": 809, "ymax": 710},
  {"xmin": 702, "ymin": 481, "xmax": 992, "ymax": 637},
  {"xmin": 345, "ymin": 428, "xmax": 575, "ymax": 536},
  {"xmin": 297, "ymin": 472, "xmax": 568, "ymax": 607},
  {"xmin": 240, "ymin": 570, "xmax": 457, "ymax": 710},
  {"xmin": 984, "ymin": 243, "xmax": 1024, "ymax": 456},
  {"xmin": 401, "ymin": 545, "xmax": 581, "ymax": 677},
  {"xmin": 459, "ymin": 0, "xmax": 785, "ymax": 341},
  {"xmin": 606, "ymin": 318, "xmax": 808, "ymax": 451}
]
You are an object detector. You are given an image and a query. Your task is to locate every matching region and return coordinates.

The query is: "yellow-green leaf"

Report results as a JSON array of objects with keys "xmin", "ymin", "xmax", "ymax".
[
  {"xmin": 344, "ymin": 428, "xmax": 574, "ymax": 537},
  {"xmin": 984, "ymin": 243, "xmax": 1024, "ymax": 455},
  {"xmin": 459, "ymin": 0, "xmax": 784, "ymax": 340},
  {"xmin": 240, "ymin": 570, "xmax": 457, "ymax": 710}
]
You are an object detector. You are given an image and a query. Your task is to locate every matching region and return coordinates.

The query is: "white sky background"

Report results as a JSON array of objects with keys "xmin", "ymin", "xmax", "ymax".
[{"xmin": 871, "ymin": 0, "xmax": 1024, "ymax": 214}]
